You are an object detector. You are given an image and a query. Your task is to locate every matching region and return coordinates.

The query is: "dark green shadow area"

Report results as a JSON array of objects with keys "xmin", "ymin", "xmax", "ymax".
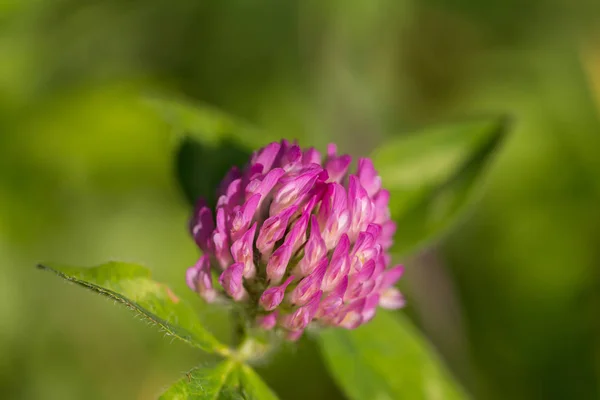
[{"xmin": 175, "ymin": 137, "xmax": 251, "ymax": 208}]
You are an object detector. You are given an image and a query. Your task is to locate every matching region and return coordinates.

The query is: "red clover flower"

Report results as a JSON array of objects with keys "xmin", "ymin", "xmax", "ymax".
[{"xmin": 186, "ymin": 140, "xmax": 405, "ymax": 340}]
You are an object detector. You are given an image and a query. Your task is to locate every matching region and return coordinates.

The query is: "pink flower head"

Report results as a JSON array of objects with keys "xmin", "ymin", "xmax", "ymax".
[{"xmin": 187, "ymin": 140, "xmax": 404, "ymax": 340}]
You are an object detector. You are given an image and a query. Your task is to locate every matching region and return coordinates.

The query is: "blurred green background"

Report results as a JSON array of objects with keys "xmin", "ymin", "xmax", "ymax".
[{"xmin": 2, "ymin": 0, "xmax": 600, "ymax": 399}]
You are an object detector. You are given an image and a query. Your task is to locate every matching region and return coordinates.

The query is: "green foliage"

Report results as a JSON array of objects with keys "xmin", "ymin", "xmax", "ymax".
[
  {"xmin": 155, "ymin": 99, "xmax": 497, "ymax": 398},
  {"xmin": 36, "ymin": 97, "xmax": 511, "ymax": 398},
  {"xmin": 159, "ymin": 361, "xmax": 241, "ymax": 400},
  {"xmin": 148, "ymin": 96, "xmax": 276, "ymax": 149},
  {"xmin": 159, "ymin": 361, "xmax": 280, "ymax": 400},
  {"xmin": 5, "ymin": 0, "xmax": 598, "ymax": 398},
  {"xmin": 38, "ymin": 262, "xmax": 283, "ymax": 399},
  {"xmin": 234, "ymin": 364, "xmax": 280, "ymax": 400},
  {"xmin": 318, "ymin": 311, "xmax": 468, "ymax": 400},
  {"xmin": 373, "ymin": 118, "xmax": 508, "ymax": 256},
  {"xmin": 175, "ymin": 137, "xmax": 251, "ymax": 208},
  {"xmin": 152, "ymin": 96, "xmax": 267, "ymax": 208},
  {"xmin": 37, "ymin": 262, "xmax": 229, "ymax": 355}
]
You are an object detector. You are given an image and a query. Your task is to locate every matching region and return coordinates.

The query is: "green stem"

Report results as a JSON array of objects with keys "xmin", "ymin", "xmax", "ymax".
[{"xmin": 233, "ymin": 336, "xmax": 272, "ymax": 364}]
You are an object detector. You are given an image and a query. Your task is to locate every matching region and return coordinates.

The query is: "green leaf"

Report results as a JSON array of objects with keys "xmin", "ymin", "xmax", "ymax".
[
  {"xmin": 159, "ymin": 362, "xmax": 279, "ymax": 400},
  {"xmin": 373, "ymin": 117, "xmax": 508, "ymax": 256},
  {"xmin": 148, "ymin": 95, "xmax": 263, "ymax": 208},
  {"xmin": 147, "ymin": 95, "xmax": 275, "ymax": 148},
  {"xmin": 175, "ymin": 137, "xmax": 251, "ymax": 208},
  {"xmin": 159, "ymin": 361, "xmax": 242, "ymax": 400},
  {"xmin": 37, "ymin": 262, "xmax": 229, "ymax": 355},
  {"xmin": 318, "ymin": 310, "xmax": 468, "ymax": 400},
  {"xmin": 235, "ymin": 364, "xmax": 280, "ymax": 400}
]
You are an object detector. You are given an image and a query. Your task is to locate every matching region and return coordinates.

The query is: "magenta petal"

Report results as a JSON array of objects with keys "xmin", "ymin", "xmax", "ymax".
[
  {"xmin": 290, "ymin": 258, "xmax": 327, "ymax": 306},
  {"xmin": 186, "ymin": 255, "xmax": 217, "ymax": 302},
  {"xmin": 372, "ymin": 189, "xmax": 391, "ymax": 224},
  {"xmin": 230, "ymin": 222, "xmax": 258, "ymax": 279},
  {"xmin": 215, "ymin": 207, "xmax": 227, "ymax": 232},
  {"xmin": 256, "ymin": 205, "xmax": 298, "ymax": 256},
  {"xmin": 300, "ymin": 192, "xmax": 320, "ymax": 215},
  {"xmin": 357, "ymin": 158, "xmax": 382, "ymax": 197},
  {"xmin": 251, "ymin": 142, "xmax": 281, "ymax": 171},
  {"xmin": 379, "ymin": 287, "xmax": 405, "ymax": 309},
  {"xmin": 365, "ymin": 223, "xmax": 382, "ymax": 240},
  {"xmin": 284, "ymin": 211, "xmax": 310, "ymax": 254},
  {"xmin": 331, "ymin": 275, "xmax": 349, "ymax": 298},
  {"xmin": 336, "ymin": 298, "xmax": 366, "ymax": 329},
  {"xmin": 372, "ymin": 253, "xmax": 386, "ymax": 277},
  {"xmin": 302, "ymin": 148, "xmax": 322, "ymax": 165},
  {"xmin": 379, "ymin": 265, "xmax": 404, "ymax": 290},
  {"xmin": 212, "ymin": 230, "xmax": 232, "ymax": 269},
  {"xmin": 285, "ymin": 330, "xmax": 304, "ymax": 341},
  {"xmin": 247, "ymin": 163, "xmax": 264, "ymax": 181},
  {"xmin": 355, "ymin": 259, "xmax": 377, "ymax": 282},
  {"xmin": 257, "ymin": 312, "xmax": 278, "ymax": 330},
  {"xmin": 189, "ymin": 200, "xmax": 215, "ymax": 252},
  {"xmin": 346, "ymin": 259, "xmax": 377, "ymax": 301},
  {"xmin": 359, "ymin": 279, "xmax": 377, "ymax": 298},
  {"xmin": 351, "ymin": 231, "xmax": 380, "ymax": 272},
  {"xmin": 246, "ymin": 168, "xmax": 285, "ymax": 203},
  {"xmin": 281, "ymin": 145, "xmax": 302, "ymax": 171},
  {"xmin": 218, "ymin": 178, "xmax": 243, "ymax": 209},
  {"xmin": 322, "ymin": 234, "xmax": 350, "ymax": 292},
  {"xmin": 327, "ymin": 143, "xmax": 338, "ymax": 157},
  {"xmin": 347, "ymin": 175, "xmax": 374, "ymax": 239},
  {"xmin": 270, "ymin": 168, "xmax": 322, "ymax": 215},
  {"xmin": 282, "ymin": 290, "xmax": 322, "ymax": 331},
  {"xmin": 296, "ymin": 216, "xmax": 326, "ymax": 276},
  {"xmin": 317, "ymin": 295, "xmax": 344, "ymax": 320},
  {"xmin": 361, "ymin": 293, "xmax": 380, "ymax": 323},
  {"xmin": 379, "ymin": 220, "xmax": 396, "ymax": 250},
  {"xmin": 218, "ymin": 167, "xmax": 242, "ymax": 197},
  {"xmin": 219, "ymin": 263, "xmax": 246, "ymax": 301},
  {"xmin": 260, "ymin": 276, "xmax": 295, "ymax": 310},
  {"xmin": 325, "ymin": 154, "xmax": 352, "ymax": 183},
  {"xmin": 230, "ymin": 194, "xmax": 260, "ymax": 242},
  {"xmin": 317, "ymin": 276, "xmax": 348, "ymax": 319},
  {"xmin": 266, "ymin": 244, "xmax": 293, "ymax": 284},
  {"xmin": 352, "ymin": 231, "xmax": 377, "ymax": 256},
  {"xmin": 318, "ymin": 183, "xmax": 350, "ymax": 249}
]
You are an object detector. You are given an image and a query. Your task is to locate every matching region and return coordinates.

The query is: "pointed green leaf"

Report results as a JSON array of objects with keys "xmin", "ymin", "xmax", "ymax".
[
  {"xmin": 159, "ymin": 362, "xmax": 279, "ymax": 400},
  {"xmin": 159, "ymin": 361, "xmax": 242, "ymax": 400},
  {"xmin": 235, "ymin": 364, "xmax": 279, "ymax": 400},
  {"xmin": 37, "ymin": 262, "xmax": 229, "ymax": 355},
  {"xmin": 147, "ymin": 95, "xmax": 275, "ymax": 148},
  {"xmin": 373, "ymin": 117, "xmax": 508, "ymax": 256},
  {"xmin": 318, "ymin": 311, "xmax": 468, "ymax": 400}
]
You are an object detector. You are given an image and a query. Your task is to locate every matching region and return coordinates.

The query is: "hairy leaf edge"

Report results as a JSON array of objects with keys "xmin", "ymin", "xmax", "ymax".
[{"xmin": 37, "ymin": 263, "xmax": 230, "ymax": 357}]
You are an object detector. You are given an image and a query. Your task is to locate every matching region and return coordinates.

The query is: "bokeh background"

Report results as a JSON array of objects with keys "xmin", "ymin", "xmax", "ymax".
[{"xmin": 2, "ymin": 0, "xmax": 600, "ymax": 399}]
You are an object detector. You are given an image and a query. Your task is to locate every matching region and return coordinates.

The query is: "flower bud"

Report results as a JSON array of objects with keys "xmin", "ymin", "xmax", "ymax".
[
  {"xmin": 231, "ymin": 222, "xmax": 258, "ymax": 279},
  {"xmin": 290, "ymin": 258, "xmax": 327, "ymax": 306},
  {"xmin": 186, "ymin": 255, "xmax": 217, "ymax": 302},
  {"xmin": 257, "ymin": 312, "xmax": 278, "ymax": 330},
  {"xmin": 219, "ymin": 263, "xmax": 246, "ymax": 301},
  {"xmin": 260, "ymin": 276, "xmax": 295, "ymax": 311},
  {"xmin": 295, "ymin": 216, "xmax": 326, "ymax": 276},
  {"xmin": 266, "ymin": 244, "xmax": 293, "ymax": 284},
  {"xmin": 321, "ymin": 234, "xmax": 350, "ymax": 292},
  {"xmin": 257, "ymin": 205, "xmax": 297, "ymax": 257},
  {"xmin": 281, "ymin": 290, "xmax": 322, "ymax": 332}
]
